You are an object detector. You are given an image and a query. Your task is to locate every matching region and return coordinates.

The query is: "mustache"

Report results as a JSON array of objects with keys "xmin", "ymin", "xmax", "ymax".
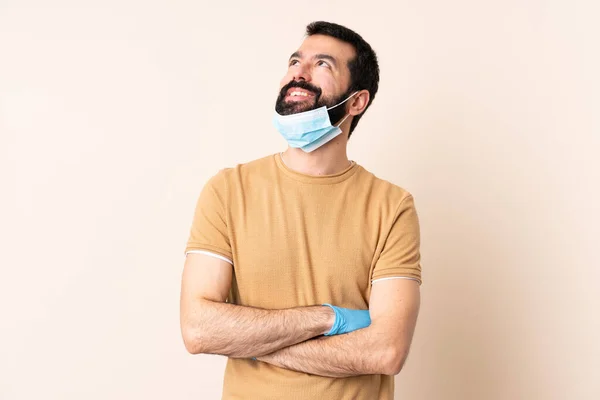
[{"xmin": 279, "ymin": 80, "xmax": 322, "ymax": 99}]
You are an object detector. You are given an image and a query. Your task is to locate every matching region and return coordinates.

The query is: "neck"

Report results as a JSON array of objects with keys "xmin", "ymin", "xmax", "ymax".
[{"xmin": 281, "ymin": 133, "xmax": 352, "ymax": 176}]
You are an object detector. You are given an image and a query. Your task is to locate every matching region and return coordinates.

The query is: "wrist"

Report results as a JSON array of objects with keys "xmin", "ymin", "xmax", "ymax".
[
  {"xmin": 320, "ymin": 304, "xmax": 336, "ymax": 335},
  {"xmin": 319, "ymin": 305, "xmax": 335, "ymax": 335}
]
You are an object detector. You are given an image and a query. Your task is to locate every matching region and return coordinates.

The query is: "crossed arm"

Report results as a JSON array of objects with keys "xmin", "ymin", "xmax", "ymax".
[
  {"xmin": 256, "ymin": 277, "xmax": 420, "ymax": 377},
  {"xmin": 180, "ymin": 253, "xmax": 336, "ymax": 358},
  {"xmin": 180, "ymin": 253, "xmax": 420, "ymax": 377}
]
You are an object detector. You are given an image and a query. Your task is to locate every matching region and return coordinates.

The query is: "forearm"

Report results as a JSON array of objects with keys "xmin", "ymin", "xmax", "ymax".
[
  {"xmin": 256, "ymin": 325, "xmax": 398, "ymax": 378},
  {"xmin": 182, "ymin": 299, "xmax": 334, "ymax": 358}
]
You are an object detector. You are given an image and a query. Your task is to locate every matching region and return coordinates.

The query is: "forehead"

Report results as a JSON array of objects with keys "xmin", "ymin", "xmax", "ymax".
[{"xmin": 295, "ymin": 34, "xmax": 356, "ymax": 66}]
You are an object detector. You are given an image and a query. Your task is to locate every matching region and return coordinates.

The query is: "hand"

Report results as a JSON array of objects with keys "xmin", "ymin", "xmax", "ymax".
[{"xmin": 322, "ymin": 304, "xmax": 371, "ymax": 336}]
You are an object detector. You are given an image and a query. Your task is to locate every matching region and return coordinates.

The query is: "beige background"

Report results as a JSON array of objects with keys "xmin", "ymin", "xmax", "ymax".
[{"xmin": 1, "ymin": 1, "xmax": 599, "ymax": 399}]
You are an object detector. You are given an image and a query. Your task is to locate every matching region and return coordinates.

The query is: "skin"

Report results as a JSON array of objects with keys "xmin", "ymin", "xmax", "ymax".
[{"xmin": 180, "ymin": 34, "xmax": 421, "ymax": 377}]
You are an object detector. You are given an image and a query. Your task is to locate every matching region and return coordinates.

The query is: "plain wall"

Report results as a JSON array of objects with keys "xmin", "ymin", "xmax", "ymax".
[{"xmin": 1, "ymin": 1, "xmax": 598, "ymax": 399}]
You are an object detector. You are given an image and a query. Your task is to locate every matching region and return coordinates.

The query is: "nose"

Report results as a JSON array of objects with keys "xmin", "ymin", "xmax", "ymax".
[{"xmin": 293, "ymin": 61, "xmax": 311, "ymax": 82}]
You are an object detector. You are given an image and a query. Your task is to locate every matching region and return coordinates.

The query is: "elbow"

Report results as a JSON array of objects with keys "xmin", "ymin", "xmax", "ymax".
[
  {"xmin": 382, "ymin": 346, "xmax": 409, "ymax": 376},
  {"xmin": 180, "ymin": 299, "xmax": 213, "ymax": 355},
  {"xmin": 183, "ymin": 339, "xmax": 202, "ymax": 355},
  {"xmin": 181, "ymin": 326, "xmax": 207, "ymax": 355}
]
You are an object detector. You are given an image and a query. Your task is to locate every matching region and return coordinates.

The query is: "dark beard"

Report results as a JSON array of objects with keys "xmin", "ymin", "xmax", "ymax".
[{"xmin": 275, "ymin": 80, "xmax": 352, "ymax": 125}]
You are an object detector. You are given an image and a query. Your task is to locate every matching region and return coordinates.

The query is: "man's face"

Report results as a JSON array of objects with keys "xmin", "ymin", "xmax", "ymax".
[{"xmin": 275, "ymin": 34, "xmax": 355, "ymax": 116}]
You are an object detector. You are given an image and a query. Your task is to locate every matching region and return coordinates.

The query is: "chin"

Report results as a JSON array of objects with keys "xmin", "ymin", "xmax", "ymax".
[{"xmin": 279, "ymin": 102, "xmax": 315, "ymax": 115}]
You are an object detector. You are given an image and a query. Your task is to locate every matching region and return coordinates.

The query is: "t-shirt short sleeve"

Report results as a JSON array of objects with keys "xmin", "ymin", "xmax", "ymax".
[
  {"xmin": 371, "ymin": 194, "xmax": 422, "ymax": 285},
  {"xmin": 184, "ymin": 170, "xmax": 233, "ymax": 262}
]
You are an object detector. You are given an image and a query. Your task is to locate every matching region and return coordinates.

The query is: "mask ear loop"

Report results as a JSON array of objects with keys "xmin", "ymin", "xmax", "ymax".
[
  {"xmin": 335, "ymin": 112, "xmax": 352, "ymax": 127},
  {"xmin": 331, "ymin": 91, "xmax": 359, "ymax": 127},
  {"xmin": 326, "ymin": 91, "xmax": 360, "ymax": 111}
]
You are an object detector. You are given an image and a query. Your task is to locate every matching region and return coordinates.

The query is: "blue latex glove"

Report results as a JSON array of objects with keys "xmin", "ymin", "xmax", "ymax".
[{"xmin": 322, "ymin": 304, "xmax": 371, "ymax": 336}]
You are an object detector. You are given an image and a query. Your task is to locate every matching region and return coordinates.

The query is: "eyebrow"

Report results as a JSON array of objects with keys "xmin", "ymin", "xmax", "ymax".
[{"xmin": 289, "ymin": 51, "xmax": 338, "ymax": 68}]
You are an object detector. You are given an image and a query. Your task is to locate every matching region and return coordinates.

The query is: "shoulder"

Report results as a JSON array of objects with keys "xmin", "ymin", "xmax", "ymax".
[
  {"xmin": 355, "ymin": 165, "xmax": 414, "ymax": 206},
  {"xmin": 209, "ymin": 153, "xmax": 278, "ymax": 187},
  {"xmin": 234, "ymin": 154, "xmax": 278, "ymax": 176}
]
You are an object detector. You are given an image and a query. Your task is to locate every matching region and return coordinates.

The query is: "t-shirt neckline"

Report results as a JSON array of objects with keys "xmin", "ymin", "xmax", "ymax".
[{"xmin": 274, "ymin": 153, "xmax": 359, "ymax": 184}]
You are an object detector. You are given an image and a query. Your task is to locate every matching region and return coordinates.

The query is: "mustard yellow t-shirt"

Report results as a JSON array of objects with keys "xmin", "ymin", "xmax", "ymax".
[{"xmin": 185, "ymin": 153, "xmax": 422, "ymax": 400}]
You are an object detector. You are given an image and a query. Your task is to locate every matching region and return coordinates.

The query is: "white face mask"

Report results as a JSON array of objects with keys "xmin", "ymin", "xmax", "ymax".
[{"xmin": 272, "ymin": 92, "xmax": 358, "ymax": 152}]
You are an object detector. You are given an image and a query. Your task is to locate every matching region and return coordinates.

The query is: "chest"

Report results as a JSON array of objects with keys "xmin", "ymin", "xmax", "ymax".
[{"xmin": 227, "ymin": 185, "xmax": 386, "ymax": 308}]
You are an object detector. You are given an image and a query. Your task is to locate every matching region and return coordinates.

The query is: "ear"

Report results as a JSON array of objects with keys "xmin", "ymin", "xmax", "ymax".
[{"xmin": 347, "ymin": 89, "xmax": 370, "ymax": 117}]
